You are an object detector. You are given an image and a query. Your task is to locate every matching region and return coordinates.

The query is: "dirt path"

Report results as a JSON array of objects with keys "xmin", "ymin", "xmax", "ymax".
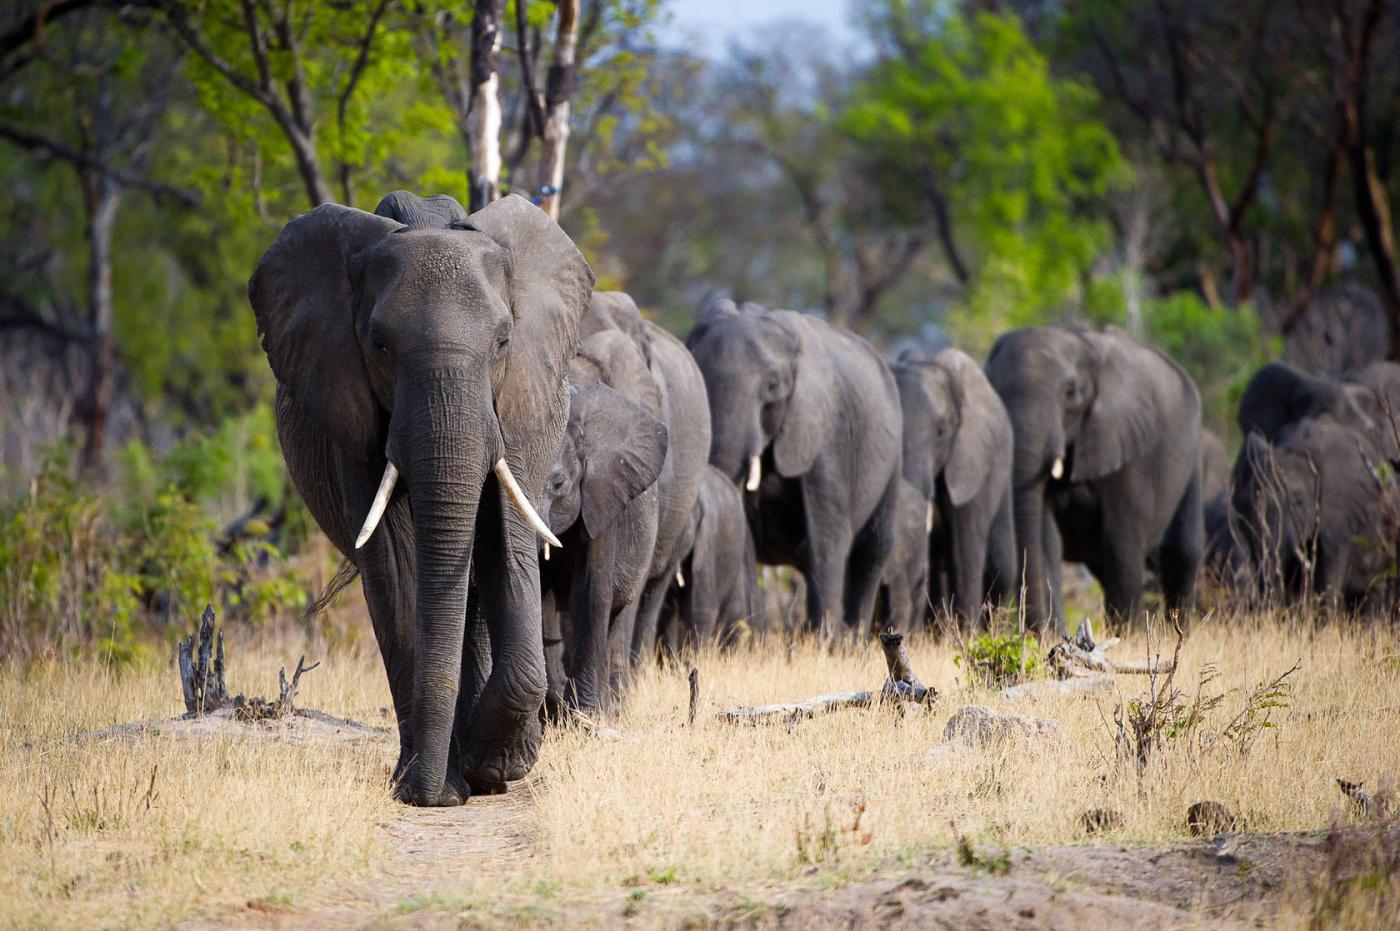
[{"xmin": 190, "ymin": 787, "xmax": 1373, "ymax": 930}]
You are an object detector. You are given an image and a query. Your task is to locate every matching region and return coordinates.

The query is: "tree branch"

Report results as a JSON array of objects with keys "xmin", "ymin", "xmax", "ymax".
[{"xmin": 0, "ymin": 123, "xmax": 200, "ymax": 206}]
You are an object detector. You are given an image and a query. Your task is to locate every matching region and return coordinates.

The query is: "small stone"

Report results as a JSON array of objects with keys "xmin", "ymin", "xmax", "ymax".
[
  {"xmin": 1187, "ymin": 800, "xmax": 1239, "ymax": 836},
  {"xmin": 942, "ymin": 705, "xmax": 1064, "ymax": 750},
  {"xmin": 1080, "ymin": 808, "xmax": 1124, "ymax": 835}
]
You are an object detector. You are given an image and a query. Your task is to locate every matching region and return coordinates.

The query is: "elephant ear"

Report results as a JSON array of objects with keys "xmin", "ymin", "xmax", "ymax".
[
  {"xmin": 936, "ymin": 348, "xmax": 1004, "ymax": 507},
  {"xmin": 1072, "ymin": 331, "xmax": 1163, "ymax": 482},
  {"xmin": 772, "ymin": 311, "xmax": 837, "ymax": 478},
  {"xmin": 572, "ymin": 383, "xmax": 669, "ymax": 537},
  {"xmin": 577, "ymin": 329, "xmax": 662, "ymax": 417},
  {"xmin": 248, "ymin": 204, "xmax": 402, "ymax": 459},
  {"xmin": 463, "ymin": 194, "xmax": 595, "ymax": 485}
]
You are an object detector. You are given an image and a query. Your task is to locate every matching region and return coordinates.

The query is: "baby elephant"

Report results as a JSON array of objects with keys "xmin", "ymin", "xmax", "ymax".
[{"xmin": 660, "ymin": 464, "xmax": 763, "ymax": 651}]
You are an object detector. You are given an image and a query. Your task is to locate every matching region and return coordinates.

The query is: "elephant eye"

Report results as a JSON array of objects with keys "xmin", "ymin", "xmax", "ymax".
[{"xmin": 497, "ymin": 334, "xmax": 511, "ymax": 352}]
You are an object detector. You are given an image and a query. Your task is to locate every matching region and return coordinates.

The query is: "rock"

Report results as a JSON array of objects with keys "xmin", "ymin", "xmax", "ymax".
[
  {"xmin": 941, "ymin": 705, "xmax": 1064, "ymax": 751},
  {"xmin": 1080, "ymin": 808, "xmax": 1124, "ymax": 835},
  {"xmin": 1186, "ymin": 800, "xmax": 1239, "ymax": 836}
]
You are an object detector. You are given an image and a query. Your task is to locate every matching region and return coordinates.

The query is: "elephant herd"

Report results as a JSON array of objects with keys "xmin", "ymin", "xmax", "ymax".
[{"xmin": 249, "ymin": 191, "xmax": 1399, "ymax": 806}]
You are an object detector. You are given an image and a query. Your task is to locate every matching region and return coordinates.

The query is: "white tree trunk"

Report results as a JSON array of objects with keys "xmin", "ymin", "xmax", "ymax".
[
  {"xmin": 536, "ymin": 0, "xmax": 580, "ymax": 220},
  {"xmin": 467, "ymin": 0, "xmax": 504, "ymax": 212}
]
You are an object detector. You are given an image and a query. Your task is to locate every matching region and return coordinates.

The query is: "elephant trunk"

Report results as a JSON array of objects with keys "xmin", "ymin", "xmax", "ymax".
[
  {"xmin": 1006, "ymin": 402, "xmax": 1059, "ymax": 629},
  {"xmin": 401, "ymin": 372, "xmax": 491, "ymax": 805}
]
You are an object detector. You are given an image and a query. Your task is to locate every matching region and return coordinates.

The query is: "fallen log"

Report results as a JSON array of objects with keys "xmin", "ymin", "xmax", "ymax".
[
  {"xmin": 1046, "ymin": 619, "xmax": 1173, "ymax": 679},
  {"xmin": 718, "ymin": 629, "xmax": 937, "ymax": 724}
]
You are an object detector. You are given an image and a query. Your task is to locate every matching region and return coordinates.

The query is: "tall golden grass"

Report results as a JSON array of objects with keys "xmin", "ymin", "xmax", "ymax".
[{"xmin": 1, "ymin": 607, "xmax": 1396, "ymax": 927}]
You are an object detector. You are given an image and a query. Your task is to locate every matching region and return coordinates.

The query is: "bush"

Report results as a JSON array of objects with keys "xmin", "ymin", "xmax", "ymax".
[
  {"xmin": 0, "ymin": 427, "xmax": 317, "ymax": 663},
  {"xmin": 954, "ymin": 631, "xmax": 1039, "ymax": 688}
]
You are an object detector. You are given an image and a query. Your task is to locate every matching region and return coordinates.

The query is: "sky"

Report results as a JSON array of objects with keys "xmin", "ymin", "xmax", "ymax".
[{"xmin": 663, "ymin": 0, "xmax": 863, "ymax": 52}]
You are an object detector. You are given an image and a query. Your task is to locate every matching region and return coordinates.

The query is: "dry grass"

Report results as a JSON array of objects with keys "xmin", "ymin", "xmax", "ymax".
[
  {"xmin": 0, "ymin": 631, "xmax": 395, "ymax": 928},
  {"xmin": 2, "ymin": 606, "xmax": 1398, "ymax": 927}
]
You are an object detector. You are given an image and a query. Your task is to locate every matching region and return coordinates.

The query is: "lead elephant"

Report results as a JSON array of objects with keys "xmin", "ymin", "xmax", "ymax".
[
  {"xmin": 250, "ymin": 192, "xmax": 593, "ymax": 806},
  {"xmin": 686, "ymin": 300, "xmax": 902, "ymax": 641},
  {"xmin": 892, "ymin": 347, "xmax": 1015, "ymax": 629},
  {"xmin": 985, "ymin": 326, "xmax": 1203, "ymax": 634}
]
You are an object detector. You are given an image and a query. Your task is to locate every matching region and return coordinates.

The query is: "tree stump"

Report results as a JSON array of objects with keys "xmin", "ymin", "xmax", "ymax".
[{"xmin": 175, "ymin": 605, "xmax": 319, "ymax": 722}]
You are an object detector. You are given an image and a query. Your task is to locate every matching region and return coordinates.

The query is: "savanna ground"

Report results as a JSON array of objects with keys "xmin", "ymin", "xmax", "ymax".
[{"xmin": 4, "ymin": 592, "xmax": 1400, "ymax": 930}]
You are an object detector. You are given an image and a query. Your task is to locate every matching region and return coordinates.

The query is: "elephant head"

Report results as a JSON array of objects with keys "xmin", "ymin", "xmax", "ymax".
[
  {"xmin": 895, "ymin": 347, "xmax": 1006, "ymax": 509},
  {"xmin": 544, "ymin": 382, "xmax": 669, "ymax": 541},
  {"xmin": 685, "ymin": 299, "xmax": 834, "ymax": 488},
  {"xmin": 1237, "ymin": 362, "xmax": 1374, "ymax": 445},
  {"xmin": 985, "ymin": 327, "xmax": 1166, "ymax": 489},
  {"xmin": 249, "ymin": 192, "xmax": 593, "ymax": 805}
]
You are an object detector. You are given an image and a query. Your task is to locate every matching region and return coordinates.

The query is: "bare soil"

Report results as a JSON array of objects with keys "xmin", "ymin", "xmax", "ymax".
[{"xmin": 163, "ymin": 710, "xmax": 1369, "ymax": 930}]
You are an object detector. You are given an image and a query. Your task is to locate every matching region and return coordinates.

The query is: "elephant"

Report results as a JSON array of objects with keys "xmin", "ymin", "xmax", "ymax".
[
  {"xmin": 874, "ymin": 478, "xmax": 931, "ymax": 635},
  {"xmin": 1230, "ymin": 418, "xmax": 1394, "ymax": 608},
  {"xmin": 686, "ymin": 300, "xmax": 903, "ymax": 641},
  {"xmin": 1237, "ymin": 362, "xmax": 1379, "ymax": 447},
  {"xmin": 581, "ymin": 295, "xmax": 711, "ymax": 669},
  {"xmin": 985, "ymin": 325, "xmax": 1204, "ymax": 635},
  {"xmin": 892, "ymin": 347, "xmax": 1016, "ymax": 628},
  {"xmin": 658, "ymin": 463, "xmax": 763, "ymax": 650},
  {"xmin": 1200, "ymin": 429, "xmax": 1231, "ymax": 500},
  {"xmin": 249, "ymin": 191, "xmax": 593, "ymax": 806},
  {"xmin": 539, "ymin": 327, "xmax": 670, "ymax": 716}
]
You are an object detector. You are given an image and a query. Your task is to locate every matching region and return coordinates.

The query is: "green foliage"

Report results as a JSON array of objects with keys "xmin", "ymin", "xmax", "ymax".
[
  {"xmin": 954, "ymin": 632, "xmax": 1038, "ymax": 688},
  {"xmin": 846, "ymin": 7, "xmax": 1126, "ymax": 340},
  {"xmin": 0, "ymin": 436, "xmax": 314, "ymax": 662}
]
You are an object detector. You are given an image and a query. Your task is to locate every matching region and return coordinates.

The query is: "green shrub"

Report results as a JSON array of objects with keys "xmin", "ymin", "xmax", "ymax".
[{"xmin": 954, "ymin": 631, "xmax": 1039, "ymax": 688}]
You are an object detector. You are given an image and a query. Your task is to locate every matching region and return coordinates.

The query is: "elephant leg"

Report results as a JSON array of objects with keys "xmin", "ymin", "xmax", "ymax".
[
  {"xmin": 459, "ymin": 491, "xmax": 546, "ymax": 792},
  {"xmin": 845, "ymin": 477, "xmax": 899, "ymax": 640},
  {"xmin": 1096, "ymin": 507, "xmax": 1147, "ymax": 627},
  {"xmin": 607, "ymin": 597, "xmax": 641, "ymax": 707},
  {"xmin": 984, "ymin": 487, "xmax": 1017, "ymax": 609},
  {"xmin": 541, "ymin": 588, "xmax": 567, "ymax": 723},
  {"xmin": 1041, "ymin": 510, "xmax": 1067, "ymax": 637},
  {"xmin": 1157, "ymin": 473, "xmax": 1204, "ymax": 622},
  {"xmin": 949, "ymin": 502, "xmax": 990, "ymax": 633},
  {"xmin": 565, "ymin": 540, "xmax": 616, "ymax": 716},
  {"xmin": 629, "ymin": 565, "xmax": 675, "ymax": 667},
  {"xmin": 801, "ymin": 478, "xmax": 853, "ymax": 642}
]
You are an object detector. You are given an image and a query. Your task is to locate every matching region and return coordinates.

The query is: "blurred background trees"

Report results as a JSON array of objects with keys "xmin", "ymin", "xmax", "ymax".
[{"xmin": 1, "ymin": 0, "xmax": 1398, "ymax": 653}]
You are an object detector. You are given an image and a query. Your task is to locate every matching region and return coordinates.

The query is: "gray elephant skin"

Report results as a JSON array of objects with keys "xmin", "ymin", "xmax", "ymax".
[
  {"xmin": 985, "ymin": 326, "xmax": 1204, "ymax": 634},
  {"xmin": 540, "ymin": 291, "xmax": 710, "ymax": 715},
  {"xmin": 874, "ymin": 478, "xmax": 931, "ymax": 635},
  {"xmin": 1238, "ymin": 360, "xmax": 1400, "ymax": 457},
  {"xmin": 539, "ymin": 327, "xmax": 668, "ymax": 716},
  {"xmin": 249, "ymin": 191, "xmax": 593, "ymax": 806},
  {"xmin": 686, "ymin": 300, "xmax": 902, "ymax": 641},
  {"xmin": 659, "ymin": 463, "xmax": 763, "ymax": 650},
  {"xmin": 1231, "ymin": 418, "xmax": 1393, "ymax": 608},
  {"xmin": 892, "ymin": 347, "xmax": 1015, "ymax": 628}
]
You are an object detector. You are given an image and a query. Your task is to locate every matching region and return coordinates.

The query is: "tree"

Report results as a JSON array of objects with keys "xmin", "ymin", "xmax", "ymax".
[
  {"xmin": 159, "ymin": 0, "xmax": 405, "ymax": 210},
  {"xmin": 846, "ymin": 5, "xmax": 1124, "ymax": 337},
  {"xmin": 0, "ymin": 8, "xmax": 197, "ymax": 472}
]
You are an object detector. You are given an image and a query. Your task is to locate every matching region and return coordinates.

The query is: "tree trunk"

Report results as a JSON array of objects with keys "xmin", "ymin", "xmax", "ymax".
[
  {"xmin": 468, "ymin": 0, "xmax": 504, "ymax": 212},
  {"xmin": 535, "ymin": 0, "xmax": 580, "ymax": 220},
  {"xmin": 79, "ymin": 173, "xmax": 121, "ymax": 475}
]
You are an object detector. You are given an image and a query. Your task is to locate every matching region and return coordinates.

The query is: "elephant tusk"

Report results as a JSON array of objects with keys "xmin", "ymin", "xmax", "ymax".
[
  {"xmin": 1051, "ymin": 456, "xmax": 1064, "ymax": 480},
  {"xmin": 926, "ymin": 501, "xmax": 935, "ymax": 533},
  {"xmin": 676, "ymin": 566, "xmax": 685, "ymax": 588},
  {"xmin": 543, "ymin": 542, "xmax": 551, "ymax": 562},
  {"xmin": 355, "ymin": 460, "xmax": 400, "ymax": 549},
  {"xmin": 745, "ymin": 454, "xmax": 762, "ymax": 492},
  {"xmin": 494, "ymin": 457, "xmax": 563, "ymax": 549}
]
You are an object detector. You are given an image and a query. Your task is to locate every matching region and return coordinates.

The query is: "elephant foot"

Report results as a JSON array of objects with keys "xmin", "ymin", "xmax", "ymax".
[
  {"xmin": 460, "ymin": 714, "xmax": 542, "ymax": 792},
  {"xmin": 391, "ymin": 750, "xmax": 471, "ymax": 807}
]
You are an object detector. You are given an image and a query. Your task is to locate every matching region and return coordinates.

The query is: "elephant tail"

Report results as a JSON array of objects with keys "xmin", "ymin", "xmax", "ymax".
[{"xmin": 299, "ymin": 558, "xmax": 361, "ymax": 624}]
